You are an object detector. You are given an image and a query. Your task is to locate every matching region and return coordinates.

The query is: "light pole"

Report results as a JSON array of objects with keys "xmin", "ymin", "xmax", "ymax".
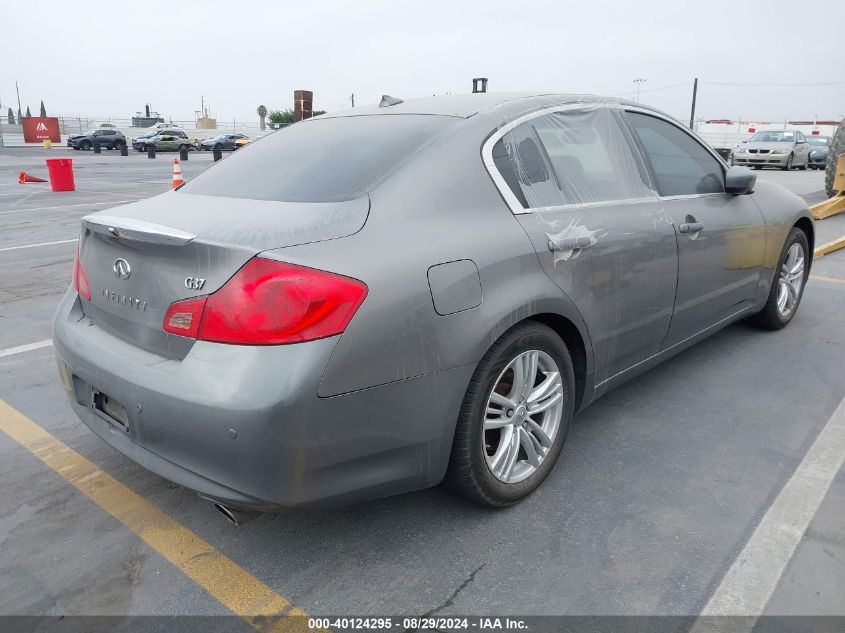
[{"xmin": 633, "ymin": 78, "xmax": 647, "ymax": 102}]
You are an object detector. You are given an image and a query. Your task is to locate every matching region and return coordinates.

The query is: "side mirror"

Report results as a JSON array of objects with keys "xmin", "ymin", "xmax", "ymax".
[{"xmin": 725, "ymin": 165, "xmax": 756, "ymax": 195}]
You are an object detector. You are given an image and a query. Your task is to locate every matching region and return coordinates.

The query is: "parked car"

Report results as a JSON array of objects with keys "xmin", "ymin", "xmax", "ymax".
[
  {"xmin": 54, "ymin": 94, "xmax": 813, "ymax": 521},
  {"xmin": 806, "ymin": 135, "xmax": 832, "ymax": 170},
  {"xmin": 133, "ymin": 129, "xmax": 192, "ymax": 152},
  {"xmin": 67, "ymin": 129, "xmax": 127, "ymax": 151},
  {"xmin": 731, "ymin": 130, "xmax": 811, "ymax": 170},
  {"xmin": 199, "ymin": 133, "xmax": 251, "ymax": 151}
]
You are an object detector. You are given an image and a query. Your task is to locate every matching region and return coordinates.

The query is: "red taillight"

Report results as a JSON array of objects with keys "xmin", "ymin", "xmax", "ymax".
[
  {"xmin": 72, "ymin": 242, "xmax": 91, "ymax": 301},
  {"xmin": 162, "ymin": 258, "xmax": 368, "ymax": 345},
  {"xmin": 163, "ymin": 295, "xmax": 207, "ymax": 338}
]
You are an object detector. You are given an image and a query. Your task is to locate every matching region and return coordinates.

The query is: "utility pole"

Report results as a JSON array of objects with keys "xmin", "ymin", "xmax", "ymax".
[
  {"xmin": 15, "ymin": 81, "xmax": 22, "ymax": 119},
  {"xmin": 689, "ymin": 77, "xmax": 698, "ymax": 129},
  {"xmin": 633, "ymin": 78, "xmax": 646, "ymax": 101},
  {"xmin": 351, "ymin": 93, "xmax": 355, "ymax": 108}
]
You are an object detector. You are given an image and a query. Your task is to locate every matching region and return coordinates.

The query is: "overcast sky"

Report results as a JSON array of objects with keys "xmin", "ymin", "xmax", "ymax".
[{"xmin": 1, "ymin": 0, "xmax": 843, "ymax": 124}]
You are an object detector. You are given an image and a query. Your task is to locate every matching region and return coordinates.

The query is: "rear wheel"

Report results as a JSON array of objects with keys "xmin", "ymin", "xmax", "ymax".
[
  {"xmin": 748, "ymin": 227, "xmax": 809, "ymax": 330},
  {"xmin": 447, "ymin": 321, "xmax": 575, "ymax": 507}
]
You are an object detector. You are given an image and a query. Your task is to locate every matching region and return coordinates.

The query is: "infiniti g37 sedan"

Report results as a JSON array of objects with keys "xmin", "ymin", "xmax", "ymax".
[{"xmin": 53, "ymin": 93, "xmax": 813, "ymax": 522}]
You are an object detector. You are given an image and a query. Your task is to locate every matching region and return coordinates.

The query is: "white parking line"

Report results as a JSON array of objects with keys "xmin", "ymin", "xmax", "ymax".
[
  {"xmin": 690, "ymin": 394, "xmax": 845, "ymax": 631},
  {"xmin": 0, "ymin": 340, "xmax": 53, "ymax": 358},
  {"xmin": 0, "ymin": 238, "xmax": 78, "ymax": 252},
  {"xmin": 0, "ymin": 200, "xmax": 135, "ymax": 215}
]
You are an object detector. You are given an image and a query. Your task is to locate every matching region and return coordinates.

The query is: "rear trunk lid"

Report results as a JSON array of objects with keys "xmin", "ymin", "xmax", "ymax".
[{"xmin": 77, "ymin": 191, "xmax": 369, "ymax": 358}]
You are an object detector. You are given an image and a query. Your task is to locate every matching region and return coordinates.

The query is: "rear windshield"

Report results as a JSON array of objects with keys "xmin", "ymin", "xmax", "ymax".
[{"xmin": 181, "ymin": 115, "xmax": 453, "ymax": 203}]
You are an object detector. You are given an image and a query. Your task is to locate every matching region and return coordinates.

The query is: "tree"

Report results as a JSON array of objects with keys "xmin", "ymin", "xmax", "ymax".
[
  {"xmin": 40, "ymin": 100, "xmax": 46, "ymax": 117},
  {"xmin": 267, "ymin": 109, "xmax": 295, "ymax": 129},
  {"xmin": 7, "ymin": 108, "xmax": 14, "ymax": 124},
  {"xmin": 256, "ymin": 104, "xmax": 267, "ymax": 131},
  {"xmin": 25, "ymin": 105, "xmax": 31, "ymax": 118}
]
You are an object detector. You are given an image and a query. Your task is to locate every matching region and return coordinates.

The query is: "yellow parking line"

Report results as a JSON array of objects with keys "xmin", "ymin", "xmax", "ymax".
[{"xmin": 0, "ymin": 399, "xmax": 311, "ymax": 633}]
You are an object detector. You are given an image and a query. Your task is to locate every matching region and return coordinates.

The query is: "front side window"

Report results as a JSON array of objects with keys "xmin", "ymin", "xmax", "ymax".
[
  {"xmin": 492, "ymin": 106, "xmax": 654, "ymax": 209},
  {"xmin": 626, "ymin": 112, "xmax": 724, "ymax": 197}
]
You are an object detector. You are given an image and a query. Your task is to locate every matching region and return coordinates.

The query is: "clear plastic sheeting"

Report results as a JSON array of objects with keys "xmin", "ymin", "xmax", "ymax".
[{"xmin": 490, "ymin": 102, "xmax": 658, "ymax": 211}]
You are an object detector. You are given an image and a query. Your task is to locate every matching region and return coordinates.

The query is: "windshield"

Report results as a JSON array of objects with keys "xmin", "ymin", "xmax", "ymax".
[
  {"xmin": 807, "ymin": 137, "xmax": 830, "ymax": 146},
  {"xmin": 749, "ymin": 131, "xmax": 795, "ymax": 143},
  {"xmin": 182, "ymin": 115, "xmax": 454, "ymax": 203}
]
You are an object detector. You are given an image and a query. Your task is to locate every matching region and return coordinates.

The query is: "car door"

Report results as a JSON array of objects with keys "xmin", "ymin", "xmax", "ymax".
[
  {"xmin": 484, "ymin": 104, "xmax": 678, "ymax": 385},
  {"xmin": 624, "ymin": 110, "xmax": 766, "ymax": 349}
]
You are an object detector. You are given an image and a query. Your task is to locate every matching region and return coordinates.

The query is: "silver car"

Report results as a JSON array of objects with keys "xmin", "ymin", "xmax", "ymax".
[
  {"xmin": 53, "ymin": 94, "xmax": 814, "ymax": 521},
  {"xmin": 732, "ymin": 130, "xmax": 811, "ymax": 170}
]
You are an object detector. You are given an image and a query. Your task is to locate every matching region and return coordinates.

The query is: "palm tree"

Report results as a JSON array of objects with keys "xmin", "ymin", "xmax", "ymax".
[{"xmin": 257, "ymin": 104, "xmax": 267, "ymax": 131}]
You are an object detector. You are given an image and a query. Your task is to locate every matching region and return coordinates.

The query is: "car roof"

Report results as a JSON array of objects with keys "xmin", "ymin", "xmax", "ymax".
[{"xmin": 318, "ymin": 92, "xmax": 649, "ymax": 120}]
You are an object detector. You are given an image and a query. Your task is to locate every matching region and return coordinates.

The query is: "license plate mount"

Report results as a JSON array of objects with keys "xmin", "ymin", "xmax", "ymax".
[{"xmin": 92, "ymin": 389, "xmax": 130, "ymax": 432}]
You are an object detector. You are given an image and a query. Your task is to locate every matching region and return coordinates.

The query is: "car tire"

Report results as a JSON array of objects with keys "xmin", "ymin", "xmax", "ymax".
[
  {"xmin": 215, "ymin": 143, "xmax": 223, "ymax": 151},
  {"xmin": 80, "ymin": 141, "xmax": 91, "ymax": 151},
  {"xmin": 827, "ymin": 119, "xmax": 845, "ymax": 197},
  {"xmin": 748, "ymin": 227, "xmax": 810, "ymax": 331},
  {"xmin": 781, "ymin": 154, "xmax": 794, "ymax": 171},
  {"xmin": 446, "ymin": 321, "xmax": 575, "ymax": 507},
  {"xmin": 179, "ymin": 144, "xmax": 188, "ymax": 152},
  {"xmin": 72, "ymin": 146, "xmax": 80, "ymax": 151}
]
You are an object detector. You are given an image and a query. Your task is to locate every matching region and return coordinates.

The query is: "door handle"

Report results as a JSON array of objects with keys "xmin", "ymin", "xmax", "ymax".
[
  {"xmin": 679, "ymin": 222, "xmax": 704, "ymax": 234},
  {"xmin": 547, "ymin": 236, "xmax": 594, "ymax": 252}
]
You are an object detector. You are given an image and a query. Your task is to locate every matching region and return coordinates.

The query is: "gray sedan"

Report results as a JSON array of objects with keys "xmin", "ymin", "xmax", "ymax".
[
  {"xmin": 53, "ymin": 93, "xmax": 814, "ymax": 522},
  {"xmin": 732, "ymin": 130, "xmax": 811, "ymax": 170}
]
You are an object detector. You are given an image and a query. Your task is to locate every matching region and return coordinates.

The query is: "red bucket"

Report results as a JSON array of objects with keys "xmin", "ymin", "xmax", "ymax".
[{"xmin": 45, "ymin": 158, "xmax": 76, "ymax": 192}]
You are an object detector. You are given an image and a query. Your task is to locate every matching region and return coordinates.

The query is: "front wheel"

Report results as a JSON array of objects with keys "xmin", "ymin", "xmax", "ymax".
[
  {"xmin": 447, "ymin": 321, "xmax": 575, "ymax": 507},
  {"xmin": 748, "ymin": 227, "xmax": 809, "ymax": 330},
  {"xmin": 80, "ymin": 140, "xmax": 91, "ymax": 151},
  {"xmin": 781, "ymin": 154, "xmax": 794, "ymax": 171}
]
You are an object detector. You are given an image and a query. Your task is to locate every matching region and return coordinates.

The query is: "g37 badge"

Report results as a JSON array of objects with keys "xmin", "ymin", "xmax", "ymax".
[{"xmin": 185, "ymin": 277, "xmax": 206, "ymax": 291}]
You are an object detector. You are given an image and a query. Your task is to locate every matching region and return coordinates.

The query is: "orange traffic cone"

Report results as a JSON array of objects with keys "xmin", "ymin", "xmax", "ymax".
[
  {"xmin": 171, "ymin": 159, "xmax": 184, "ymax": 188},
  {"xmin": 19, "ymin": 171, "xmax": 48, "ymax": 184}
]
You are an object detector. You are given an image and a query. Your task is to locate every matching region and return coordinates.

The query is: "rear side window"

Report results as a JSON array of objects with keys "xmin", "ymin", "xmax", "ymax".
[
  {"xmin": 491, "ymin": 107, "xmax": 654, "ymax": 209},
  {"xmin": 182, "ymin": 115, "xmax": 452, "ymax": 202},
  {"xmin": 626, "ymin": 112, "xmax": 724, "ymax": 196}
]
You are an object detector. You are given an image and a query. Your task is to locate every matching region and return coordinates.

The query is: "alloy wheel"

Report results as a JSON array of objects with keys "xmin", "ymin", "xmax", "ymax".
[
  {"xmin": 483, "ymin": 350, "xmax": 564, "ymax": 484},
  {"xmin": 777, "ymin": 242, "xmax": 805, "ymax": 318}
]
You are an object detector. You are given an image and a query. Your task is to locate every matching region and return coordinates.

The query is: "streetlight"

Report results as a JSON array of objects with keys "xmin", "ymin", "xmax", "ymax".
[{"xmin": 633, "ymin": 78, "xmax": 647, "ymax": 102}]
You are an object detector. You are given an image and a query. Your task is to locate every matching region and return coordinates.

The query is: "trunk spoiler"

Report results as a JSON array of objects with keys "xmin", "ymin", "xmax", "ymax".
[{"xmin": 82, "ymin": 214, "xmax": 196, "ymax": 246}]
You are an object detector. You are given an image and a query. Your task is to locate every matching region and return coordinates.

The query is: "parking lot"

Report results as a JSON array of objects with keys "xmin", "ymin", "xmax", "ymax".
[{"xmin": 1, "ymin": 147, "xmax": 844, "ymax": 628}]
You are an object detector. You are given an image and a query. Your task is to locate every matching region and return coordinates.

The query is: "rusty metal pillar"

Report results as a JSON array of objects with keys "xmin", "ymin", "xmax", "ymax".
[{"xmin": 294, "ymin": 90, "xmax": 313, "ymax": 122}]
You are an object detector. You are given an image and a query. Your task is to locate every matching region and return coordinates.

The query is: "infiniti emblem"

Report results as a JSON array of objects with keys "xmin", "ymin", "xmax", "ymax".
[{"xmin": 113, "ymin": 258, "xmax": 131, "ymax": 280}]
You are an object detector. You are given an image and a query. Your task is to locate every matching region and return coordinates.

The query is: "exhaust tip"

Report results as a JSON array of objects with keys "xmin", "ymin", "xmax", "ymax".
[{"xmin": 214, "ymin": 503, "xmax": 258, "ymax": 527}]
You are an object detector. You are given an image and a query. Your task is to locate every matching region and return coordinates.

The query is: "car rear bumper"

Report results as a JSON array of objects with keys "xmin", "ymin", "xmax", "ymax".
[{"xmin": 52, "ymin": 289, "xmax": 468, "ymax": 511}]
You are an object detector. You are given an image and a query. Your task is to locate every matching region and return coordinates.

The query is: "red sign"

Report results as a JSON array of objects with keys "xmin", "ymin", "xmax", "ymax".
[
  {"xmin": 747, "ymin": 127, "xmax": 756, "ymax": 134},
  {"xmin": 22, "ymin": 117, "xmax": 61, "ymax": 143}
]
